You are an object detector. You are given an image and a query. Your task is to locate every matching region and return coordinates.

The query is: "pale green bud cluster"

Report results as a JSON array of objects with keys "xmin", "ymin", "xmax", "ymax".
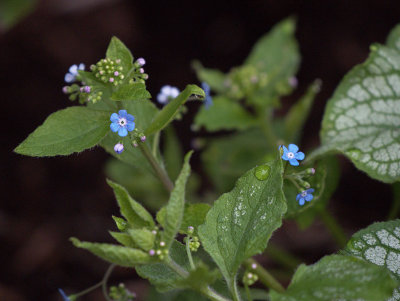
[
  {"xmin": 109, "ymin": 283, "xmax": 136, "ymax": 301},
  {"xmin": 188, "ymin": 236, "xmax": 200, "ymax": 252},
  {"xmin": 148, "ymin": 240, "xmax": 169, "ymax": 260},
  {"xmin": 242, "ymin": 271, "xmax": 259, "ymax": 286},
  {"xmin": 91, "ymin": 58, "xmax": 125, "ymax": 86}
]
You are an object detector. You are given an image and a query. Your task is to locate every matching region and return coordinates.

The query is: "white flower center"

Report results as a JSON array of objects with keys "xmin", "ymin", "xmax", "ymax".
[
  {"xmin": 301, "ymin": 191, "xmax": 307, "ymax": 197},
  {"xmin": 118, "ymin": 117, "xmax": 127, "ymax": 127},
  {"xmin": 287, "ymin": 152, "xmax": 295, "ymax": 159}
]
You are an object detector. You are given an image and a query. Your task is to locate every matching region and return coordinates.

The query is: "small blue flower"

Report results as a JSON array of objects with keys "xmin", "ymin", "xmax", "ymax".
[
  {"xmin": 110, "ymin": 110, "xmax": 135, "ymax": 137},
  {"xmin": 157, "ymin": 85, "xmax": 180, "ymax": 105},
  {"xmin": 296, "ymin": 188, "xmax": 314, "ymax": 206},
  {"xmin": 58, "ymin": 288, "xmax": 71, "ymax": 301},
  {"xmin": 202, "ymin": 82, "xmax": 213, "ymax": 109},
  {"xmin": 281, "ymin": 144, "xmax": 305, "ymax": 166},
  {"xmin": 114, "ymin": 143, "xmax": 124, "ymax": 154},
  {"xmin": 64, "ymin": 63, "xmax": 85, "ymax": 83}
]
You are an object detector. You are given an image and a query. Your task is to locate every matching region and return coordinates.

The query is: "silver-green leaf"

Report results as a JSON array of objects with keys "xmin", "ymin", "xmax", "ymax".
[{"xmin": 198, "ymin": 159, "xmax": 286, "ymax": 284}]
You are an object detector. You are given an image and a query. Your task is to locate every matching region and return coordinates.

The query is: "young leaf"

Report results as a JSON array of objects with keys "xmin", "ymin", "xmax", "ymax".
[
  {"xmin": 109, "ymin": 231, "xmax": 137, "ymax": 248},
  {"xmin": 244, "ymin": 17, "xmax": 300, "ymax": 103},
  {"xmin": 198, "ymin": 159, "xmax": 287, "ymax": 285},
  {"xmin": 128, "ymin": 228, "xmax": 155, "ymax": 251},
  {"xmin": 343, "ymin": 219, "xmax": 400, "ymax": 300},
  {"xmin": 161, "ymin": 151, "xmax": 193, "ymax": 249},
  {"xmin": 284, "ymin": 79, "xmax": 321, "ymax": 143},
  {"xmin": 269, "ymin": 255, "xmax": 398, "ymax": 301},
  {"xmin": 107, "ymin": 180, "xmax": 155, "ymax": 229},
  {"xmin": 194, "ymin": 96, "xmax": 257, "ymax": 132},
  {"xmin": 145, "ymin": 85, "xmax": 205, "ymax": 136},
  {"xmin": 70, "ymin": 237, "xmax": 151, "ymax": 267},
  {"xmin": 157, "ymin": 203, "xmax": 211, "ymax": 236},
  {"xmin": 313, "ymin": 25, "xmax": 400, "ymax": 183},
  {"xmin": 106, "ymin": 36, "xmax": 134, "ymax": 71},
  {"xmin": 15, "ymin": 107, "xmax": 110, "ymax": 156},
  {"xmin": 111, "ymin": 83, "xmax": 151, "ymax": 101}
]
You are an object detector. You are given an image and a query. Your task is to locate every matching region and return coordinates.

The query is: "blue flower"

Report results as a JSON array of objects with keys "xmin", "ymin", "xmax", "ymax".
[
  {"xmin": 157, "ymin": 85, "xmax": 180, "ymax": 105},
  {"xmin": 110, "ymin": 110, "xmax": 135, "ymax": 137},
  {"xmin": 58, "ymin": 289, "xmax": 71, "ymax": 301},
  {"xmin": 202, "ymin": 82, "xmax": 213, "ymax": 109},
  {"xmin": 281, "ymin": 144, "xmax": 305, "ymax": 166},
  {"xmin": 65, "ymin": 63, "xmax": 85, "ymax": 83},
  {"xmin": 296, "ymin": 188, "xmax": 314, "ymax": 206}
]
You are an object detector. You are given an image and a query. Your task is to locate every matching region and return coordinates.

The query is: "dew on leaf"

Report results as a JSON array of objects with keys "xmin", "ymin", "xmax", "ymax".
[{"xmin": 254, "ymin": 165, "xmax": 271, "ymax": 181}]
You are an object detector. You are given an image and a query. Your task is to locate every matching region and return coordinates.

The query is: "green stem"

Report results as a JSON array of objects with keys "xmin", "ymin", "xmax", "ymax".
[
  {"xmin": 266, "ymin": 244, "xmax": 302, "ymax": 270},
  {"xmin": 244, "ymin": 283, "xmax": 252, "ymax": 301},
  {"xmin": 229, "ymin": 277, "xmax": 241, "ymax": 301},
  {"xmin": 137, "ymin": 142, "xmax": 174, "ymax": 192},
  {"xmin": 72, "ymin": 281, "xmax": 103, "ymax": 298},
  {"xmin": 186, "ymin": 237, "xmax": 196, "ymax": 270},
  {"xmin": 101, "ymin": 264, "xmax": 116, "ymax": 301},
  {"xmin": 388, "ymin": 182, "xmax": 400, "ymax": 220},
  {"xmin": 165, "ymin": 257, "xmax": 231, "ymax": 301},
  {"xmin": 244, "ymin": 259, "xmax": 285, "ymax": 293},
  {"xmin": 317, "ymin": 207, "xmax": 347, "ymax": 248},
  {"xmin": 285, "ymin": 176, "xmax": 302, "ymax": 191}
]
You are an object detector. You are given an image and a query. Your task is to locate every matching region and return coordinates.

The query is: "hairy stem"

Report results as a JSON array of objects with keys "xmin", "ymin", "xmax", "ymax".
[
  {"xmin": 72, "ymin": 281, "xmax": 103, "ymax": 298},
  {"xmin": 229, "ymin": 277, "xmax": 242, "ymax": 301},
  {"xmin": 244, "ymin": 283, "xmax": 252, "ymax": 301},
  {"xmin": 266, "ymin": 244, "xmax": 302, "ymax": 270},
  {"xmin": 138, "ymin": 142, "xmax": 174, "ymax": 192},
  {"xmin": 186, "ymin": 237, "xmax": 196, "ymax": 270},
  {"xmin": 243, "ymin": 258, "xmax": 285, "ymax": 293},
  {"xmin": 317, "ymin": 207, "xmax": 347, "ymax": 248}
]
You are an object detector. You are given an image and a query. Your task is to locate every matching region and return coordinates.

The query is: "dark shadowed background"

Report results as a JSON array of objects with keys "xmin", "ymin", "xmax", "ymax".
[{"xmin": 1, "ymin": 1, "xmax": 400, "ymax": 300}]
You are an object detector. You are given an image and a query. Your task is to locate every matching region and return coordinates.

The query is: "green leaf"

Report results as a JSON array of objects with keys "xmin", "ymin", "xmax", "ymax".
[
  {"xmin": 175, "ymin": 263, "xmax": 220, "ymax": 291},
  {"xmin": 15, "ymin": 107, "xmax": 110, "ymax": 157},
  {"xmin": 202, "ymin": 129, "xmax": 270, "ymax": 192},
  {"xmin": 192, "ymin": 60, "xmax": 227, "ymax": 94},
  {"xmin": 0, "ymin": 0, "xmax": 37, "ymax": 31},
  {"xmin": 314, "ymin": 27, "xmax": 400, "ymax": 182},
  {"xmin": 111, "ymin": 83, "xmax": 151, "ymax": 101},
  {"xmin": 112, "ymin": 216, "xmax": 128, "ymax": 231},
  {"xmin": 244, "ymin": 17, "xmax": 300, "ymax": 103},
  {"xmin": 343, "ymin": 219, "xmax": 400, "ymax": 300},
  {"xmin": 284, "ymin": 79, "xmax": 321, "ymax": 143},
  {"xmin": 107, "ymin": 180, "xmax": 154, "ymax": 229},
  {"xmin": 386, "ymin": 24, "xmax": 400, "ymax": 53},
  {"xmin": 106, "ymin": 37, "xmax": 134, "ymax": 71},
  {"xmin": 135, "ymin": 241, "xmax": 189, "ymax": 292},
  {"xmin": 109, "ymin": 231, "xmax": 137, "ymax": 248},
  {"xmin": 163, "ymin": 126, "xmax": 184, "ymax": 181},
  {"xmin": 70, "ymin": 237, "xmax": 151, "ymax": 267},
  {"xmin": 145, "ymin": 85, "xmax": 205, "ymax": 136},
  {"xmin": 194, "ymin": 96, "xmax": 257, "ymax": 132},
  {"xmin": 198, "ymin": 159, "xmax": 287, "ymax": 285},
  {"xmin": 100, "ymin": 99, "xmax": 159, "ymax": 173},
  {"xmin": 270, "ymin": 255, "xmax": 398, "ymax": 301},
  {"xmin": 157, "ymin": 203, "xmax": 211, "ymax": 236},
  {"xmin": 128, "ymin": 228, "xmax": 155, "ymax": 251},
  {"xmin": 161, "ymin": 151, "xmax": 193, "ymax": 249}
]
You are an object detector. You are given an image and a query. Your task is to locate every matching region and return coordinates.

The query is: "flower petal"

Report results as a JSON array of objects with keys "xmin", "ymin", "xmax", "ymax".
[
  {"xmin": 295, "ymin": 151, "xmax": 305, "ymax": 160},
  {"xmin": 288, "ymin": 144, "xmax": 299, "ymax": 153},
  {"xmin": 289, "ymin": 158, "xmax": 299, "ymax": 166},
  {"xmin": 118, "ymin": 110, "xmax": 128, "ymax": 117},
  {"xmin": 64, "ymin": 73, "xmax": 74, "ymax": 83},
  {"xmin": 157, "ymin": 93, "xmax": 167, "ymax": 104},
  {"xmin": 118, "ymin": 127, "xmax": 128, "ymax": 137},
  {"xmin": 110, "ymin": 123, "xmax": 119, "ymax": 132},
  {"xmin": 126, "ymin": 121, "xmax": 135, "ymax": 131},
  {"xmin": 299, "ymin": 198, "xmax": 305, "ymax": 206},
  {"xmin": 110, "ymin": 113, "xmax": 119, "ymax": 122},
  {"xmin": 305, "ymin": 194, "xmax": 314, "ymax": 202},
  {"xmin": 126, "ymin": 113, "xmax": 135, "ymax": 122},
  {"xmin": 69, "ymin": 64, "xmax": 78, "ymax": 74},
  {"xmin": 161, "ymin": 85, "xmax": 172, "ymax": 95},
  {"xmin": 306, "ymin": 188, "xmax": 315, "ymax": 194},
  {"xmin": 78, "ymin": 63, "xmax": 85, "ymax": 70},
  {"xmin": 296, "ymin": 193, "xmax": 301, "ymax": 201}
]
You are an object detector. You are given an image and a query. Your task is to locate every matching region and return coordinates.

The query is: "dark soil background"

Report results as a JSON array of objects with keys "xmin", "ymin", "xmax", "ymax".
[{"xmin": 1, "ymin": 1, "xmax": 400, "ymax": 300}]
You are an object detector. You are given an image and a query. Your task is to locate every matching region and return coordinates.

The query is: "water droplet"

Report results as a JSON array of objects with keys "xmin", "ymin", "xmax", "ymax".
[
  {"xmin": 254, "ymin": 165, "xmax": 271, "ymax": 181},
  {"xmin": 346, "ymin": 148, "xmax": 362, "ymax": 160}
]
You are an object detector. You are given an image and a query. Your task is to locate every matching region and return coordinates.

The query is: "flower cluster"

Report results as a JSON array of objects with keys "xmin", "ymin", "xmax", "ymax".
[
  {"xmin": 280, "ymin": 144, "xmax": 316, "ymax": 206},
  {"xmin": 148, "ymin": 240, "xmax": 169, "ymax": 260},
  {"xmin": 64, "ymin": 63, "xmax": 85, "ymax": 83},
  {"xmin": 157, "ymin": 85, "xmax": 180, "ymax": 104},
  {"xmin": 91, "ymin": 58, "xmax": 125, "ymax": 86},
  {"xmin": 109, "ymin": 283, "xmax": 136, "ymax": 301},
  {"xmin": 242, "ymin": 271, "xmax": 259, "ymax": 286}
]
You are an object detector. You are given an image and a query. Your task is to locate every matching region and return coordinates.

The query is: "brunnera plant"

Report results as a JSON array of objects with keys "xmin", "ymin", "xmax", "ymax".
[{"xmin": 15, "ymin": 18, "xmax": 400, "ymax": 301}]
